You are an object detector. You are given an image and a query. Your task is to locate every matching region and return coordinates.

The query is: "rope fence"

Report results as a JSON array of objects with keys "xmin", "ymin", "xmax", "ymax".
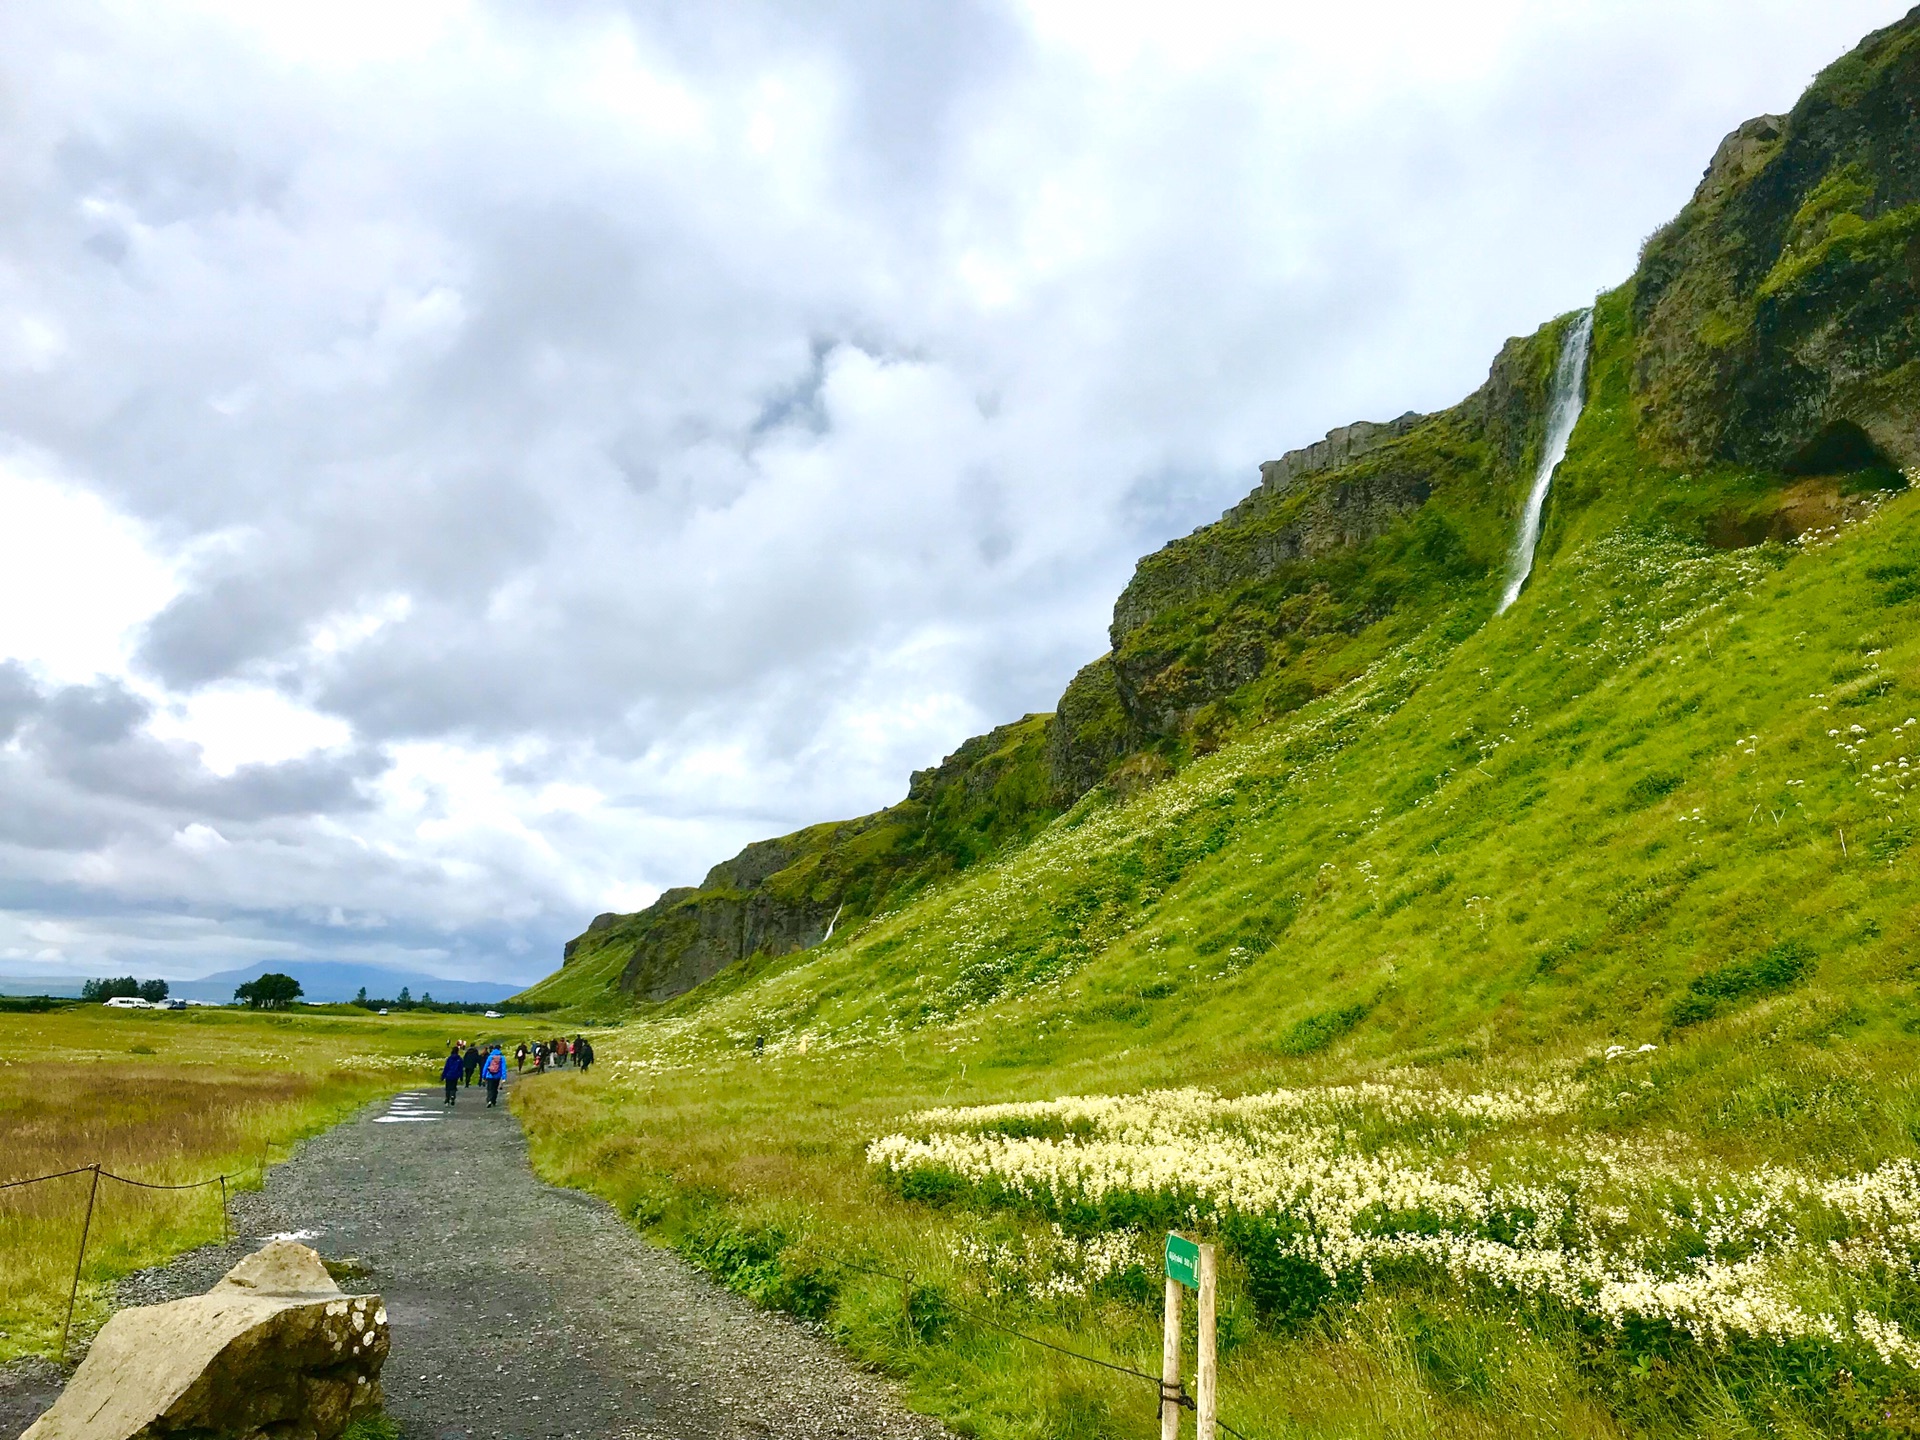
[
  {"xmin": 835, "ymin": 1256, "xmax": 1266, "ymax": 1439},
  {"xmin": 2, "ymin": 1161, "xmax": 237, "ymax": 1363}
]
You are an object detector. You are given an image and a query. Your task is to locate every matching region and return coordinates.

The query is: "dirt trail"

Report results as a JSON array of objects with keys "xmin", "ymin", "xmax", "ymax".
[{"xmin": 9, "ymin": 1079, "xmax": 947, "ymax": 1440}]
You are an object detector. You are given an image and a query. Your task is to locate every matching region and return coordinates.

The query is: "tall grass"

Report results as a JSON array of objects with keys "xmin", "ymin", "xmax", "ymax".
[{"xmin": 0, "ymin": 1006, "xmax": 452, "ymax": 1360}]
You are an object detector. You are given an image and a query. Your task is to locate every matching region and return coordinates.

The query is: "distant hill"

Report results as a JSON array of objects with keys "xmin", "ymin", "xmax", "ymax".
[
  {"xmin": 0, "ymin": 963, "xmax": 518, "ymax": 1004},
  {"xmin": 0, "ymin": 975, "xmax": 84, "ymax": 998},
  {"xmin": 169, "ymin": 963, "xmax": 519, "ymax": 1005}
]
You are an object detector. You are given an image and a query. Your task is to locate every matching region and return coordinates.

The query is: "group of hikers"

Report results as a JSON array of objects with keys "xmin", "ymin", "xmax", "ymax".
[
  {"xmin": 516, "ymin": 1035, "xmax": 594, "ymax": 1074},
  {"xmin": 439, "ymin": 1033, "xmax": 595, "ymax": 1107}
]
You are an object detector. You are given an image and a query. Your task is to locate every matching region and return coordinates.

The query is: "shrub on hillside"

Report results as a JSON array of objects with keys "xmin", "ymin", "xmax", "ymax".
[{"xmin": 1669, "ymin": 941, "xmax": 1815, "ymax": 1027}]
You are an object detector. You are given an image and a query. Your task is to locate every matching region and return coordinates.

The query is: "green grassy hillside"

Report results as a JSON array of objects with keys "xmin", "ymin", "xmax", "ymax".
[{"xmin": 515, "ymin": 13, "xmax": 1920, "ymax": 1438}]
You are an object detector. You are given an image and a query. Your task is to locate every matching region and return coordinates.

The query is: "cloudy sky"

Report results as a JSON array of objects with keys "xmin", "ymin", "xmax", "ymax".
[{"xmin": 0, "ymin": 0, "xmax": 1903, "ymax": 986}]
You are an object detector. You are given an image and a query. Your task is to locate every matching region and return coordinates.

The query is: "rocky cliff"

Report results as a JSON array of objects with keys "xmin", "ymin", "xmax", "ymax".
[
  {"xmin": 1053, "ymin": 321, "xmax": 1569, "ymax": 786},
  {"xmin": 539, "ymin": 715, "xmax": 1055, "ymax": 1003},
  {"xmin": 1633, "ymin": 11, "xmax": 1919, "ymax": 477}
]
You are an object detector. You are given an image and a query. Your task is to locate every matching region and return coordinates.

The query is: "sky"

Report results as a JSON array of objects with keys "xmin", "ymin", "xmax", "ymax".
[{"xmin": 0, "ymin": 0, "xmax": 1906, "ymax": 986}]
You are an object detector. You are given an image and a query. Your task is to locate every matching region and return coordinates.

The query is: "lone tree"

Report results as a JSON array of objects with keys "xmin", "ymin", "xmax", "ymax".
[
  {"xmin": 235, "ymin": 973, "xmax": 303, "ymax": 1009},
  {"xmin": 137, "ymin": 978, "xmax": 168, "ymax": 1003}
]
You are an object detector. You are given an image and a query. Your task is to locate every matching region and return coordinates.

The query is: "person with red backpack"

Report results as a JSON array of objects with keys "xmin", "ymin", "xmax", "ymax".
[{"xmin": 482, "ymin": 1044, "xmax": 507, "ymax": 1107}]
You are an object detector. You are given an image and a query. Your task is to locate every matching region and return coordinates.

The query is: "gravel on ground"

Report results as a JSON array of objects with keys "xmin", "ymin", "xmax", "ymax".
[{"xmin": 9, "ymin": 1077, "xmax": 949, "ymax": 1440}]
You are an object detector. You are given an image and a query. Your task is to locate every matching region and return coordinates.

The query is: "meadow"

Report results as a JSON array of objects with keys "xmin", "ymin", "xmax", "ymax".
[
  {"xmin": 0, "ymin": 1005, "xmax": 458, "ymax": 1361},
  {"xmin": 513, "ymin": 294, "xmax": 1920, "ymax": 1438}
]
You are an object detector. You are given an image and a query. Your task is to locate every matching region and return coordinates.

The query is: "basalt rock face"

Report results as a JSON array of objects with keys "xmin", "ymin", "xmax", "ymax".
[
  {"xmin": 1248, "ymin": 411, "xmax": 1427, "ymax": 502},
  {"xmin": 25, "ymin": 1241, "xmax": 386, "ymax": 1440},
  {"xmin": 1634, "ymin": 7, "xmax": 1920, "ymax": 477},
  {"xmin": 1047, "ymin": 321, "xmax": 1566, "ymax": 787},
  {"xmin": 554, "ymin": 715, "xmax": 1057, "ymax": 1003}
]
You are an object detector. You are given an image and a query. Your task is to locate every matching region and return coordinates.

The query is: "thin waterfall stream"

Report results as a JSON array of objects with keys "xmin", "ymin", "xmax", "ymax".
[{"xmin": 1498, "ymin": 308, "xmax": 1594, "ymax": 612}]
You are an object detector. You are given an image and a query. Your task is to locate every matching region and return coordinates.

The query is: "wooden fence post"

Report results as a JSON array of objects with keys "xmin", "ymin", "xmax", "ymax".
[
  {"xmin": 1161, "ymin": 1270, "xmax": 1182, "ymax": 1440},
  {"xmin": 218, "ymin": 1174, "xmax": 231, "ymax": 1246},
  {"xmin": 1196, "ymin": 1243, "xmax": 1217, "ymax": 1440},
  {"xmin": 59, "ymin": 1165, "xmax": 101, "ymax": 1366}
]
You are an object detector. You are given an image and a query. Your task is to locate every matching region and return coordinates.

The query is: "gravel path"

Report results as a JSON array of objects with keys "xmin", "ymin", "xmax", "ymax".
[{"xmin": 9, "ymin": 1079, "xmax": 947, "ymax": 1440}]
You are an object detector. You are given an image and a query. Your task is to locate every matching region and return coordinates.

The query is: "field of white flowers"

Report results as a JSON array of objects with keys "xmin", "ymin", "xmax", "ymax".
[{"xmin": 870, "ymin": 1065, "xmax": 1920, "ymax": 1369}]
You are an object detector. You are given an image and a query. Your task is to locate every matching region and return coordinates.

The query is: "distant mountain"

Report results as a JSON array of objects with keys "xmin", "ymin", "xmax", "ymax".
[
  {"xmin": 0, "ymin": 962, "xmax": 518, "ymax": 1004},
  {"xmin": 170, "ymin": 962, "xmax": 520, "ymax": 1005},
  {"xmin": 0, "ymin": 975, "xmax": 84, "ymax": 997}
]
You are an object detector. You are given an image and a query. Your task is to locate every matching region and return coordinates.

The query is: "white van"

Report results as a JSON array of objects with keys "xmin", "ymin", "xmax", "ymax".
[{"xmin": 102, "ymin": 996, "xmax": 150, "ymax": 1009}]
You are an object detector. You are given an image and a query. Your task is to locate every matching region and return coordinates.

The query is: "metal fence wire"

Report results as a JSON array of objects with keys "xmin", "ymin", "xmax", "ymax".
[{"xmin": 835, "ymin": 1256, "xmax": 1265, "ymax": 1438}]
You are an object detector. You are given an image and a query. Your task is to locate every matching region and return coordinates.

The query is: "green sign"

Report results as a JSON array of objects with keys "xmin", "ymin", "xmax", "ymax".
[{"xmin": 1165, "ymin": 1232, "xmax": 1200, "ymax": 1289}]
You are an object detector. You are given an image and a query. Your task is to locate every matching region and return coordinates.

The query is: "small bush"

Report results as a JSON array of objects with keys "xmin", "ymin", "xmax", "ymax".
[
  {"xmin": 682, "ymin": 1215, "xmax": 841, "ymax": 1322},
  {"xmin": 1625, "ymin": 772, "xmax": 1684, "ymax": 809},
  {"xmin": 894, "ymin": 1164, "xmax": 971, "ymax": 1207},
  {"xmin": 1670, "ymin": 941, "xmax": 1814, "ymax": 1026},
  {"xmin": 1276, "ymin": 1002, "xmax": 1370, "ymax": 1056},
  {"xmin": 1222, "ymin": 1214, "xmax": 1337, "ymax": 1328}
]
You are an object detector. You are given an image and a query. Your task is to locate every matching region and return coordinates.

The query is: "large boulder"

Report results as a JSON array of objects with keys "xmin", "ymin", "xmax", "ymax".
[{"xmin": 23, "ymin": 1240, "xmax": 387, "ymax": 1440}]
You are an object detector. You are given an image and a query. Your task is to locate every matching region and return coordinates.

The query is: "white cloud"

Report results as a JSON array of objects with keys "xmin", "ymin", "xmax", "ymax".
[
  {"xmin": 146, "ymin": 686, "xmax": 352, "ymax": 775},
  {"xmin": 0, "ymin": 457, "xmax": 179, "ymax": 681}
]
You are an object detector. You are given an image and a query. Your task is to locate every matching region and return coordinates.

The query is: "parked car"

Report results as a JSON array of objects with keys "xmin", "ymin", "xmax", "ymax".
[
  {"xmin": 377, "ymin": 1007, "xmax": 389, "ymax": 1015},
  {"xmin": 483, "ymin": 1009, "xmax": 501, "ymax": 1018}
]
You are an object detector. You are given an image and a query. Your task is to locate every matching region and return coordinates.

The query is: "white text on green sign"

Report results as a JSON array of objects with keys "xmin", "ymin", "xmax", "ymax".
[{"xmin": 1165, "ymin": 1232, "xmax": 1199, "ymax": 1288}]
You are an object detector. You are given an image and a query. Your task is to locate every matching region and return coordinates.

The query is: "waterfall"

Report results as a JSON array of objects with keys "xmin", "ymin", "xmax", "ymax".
[{"xmin": 1498, "ymin": 308, "xmax": 1594, "ymax": 613}]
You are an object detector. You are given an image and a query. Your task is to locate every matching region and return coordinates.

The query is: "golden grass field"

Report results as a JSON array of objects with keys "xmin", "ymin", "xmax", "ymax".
[{"xmin": 0, "ymin": 1004, "xmax": 470, "ymax": 1362}]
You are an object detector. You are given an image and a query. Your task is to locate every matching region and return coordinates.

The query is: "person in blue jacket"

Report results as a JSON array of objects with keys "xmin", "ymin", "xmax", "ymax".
[
  {"xmin": 441, "ymin": 1044, "xmax": 465, "ymax": 1105},
  {"xmin": 482, "ymin": 1044, "xmax": 507, "ymax": 1107}
]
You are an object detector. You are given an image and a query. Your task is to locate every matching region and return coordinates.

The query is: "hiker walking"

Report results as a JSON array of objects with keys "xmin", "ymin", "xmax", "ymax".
[
  {"xmin": 461, "ymin": 1040, "xmax": 482, "ymax": 1088},
  {"xmin": 575, "ymin": 1035, "xmax": 594, "ymax": 1073},
  {"xmin": 483, "ymin": 1044, "xmax": 507, "ymax": 1107},
  {"xmin": 440, "ymin": 1044, "xmax": 464, "ymax": 1105},
  {"xmin": 514, "ymin": 1042, "xmax": 527, "ymax": 1073}
]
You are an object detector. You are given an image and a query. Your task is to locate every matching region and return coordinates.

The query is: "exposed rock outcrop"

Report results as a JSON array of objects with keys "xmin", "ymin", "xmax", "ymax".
[
  {"xmin": 1635, "ymin": 9, "xmax": 1920, "ymax": 474},
  {"xmin": 541, "ymin": 715, "xmax": 1057, "ymax": 1003},
  {"xmin": 25, "ymin": 1241, "xmax": 387, "ymax": 1440},
  {"xmin": 1250, "ymin": 411, "xmax": 1426, "ymax": 501},
  {"xmin": 1692, "ymin": 115, "xmax": 1786, "ymax": 208}
]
